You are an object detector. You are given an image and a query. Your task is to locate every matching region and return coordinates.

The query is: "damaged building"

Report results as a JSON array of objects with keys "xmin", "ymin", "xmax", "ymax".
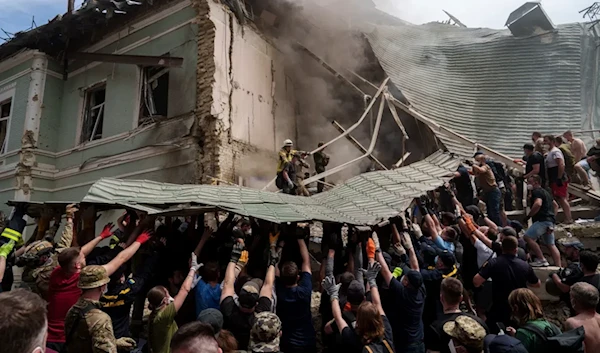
[{"xmin": 0, "ymin": 0, "xmax": 599, "ymax": 214}]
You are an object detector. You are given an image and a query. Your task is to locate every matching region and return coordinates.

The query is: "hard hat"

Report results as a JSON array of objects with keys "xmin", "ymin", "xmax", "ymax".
[
  {"xmin": 16, "ymin": 240, "xmax": 54, "ymax": 266},
  {"xmin": 79, "ymin": 265, "xmax": 110, "ymax": 289},
  {"xmin": 283, "ymin": 139, "xmax": 293, "ymax": 147}
]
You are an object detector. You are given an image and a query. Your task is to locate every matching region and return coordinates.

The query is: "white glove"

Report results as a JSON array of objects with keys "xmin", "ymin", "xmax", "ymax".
[
  {"xmin": 191, "ymin": 253, "xmax": 203, "ymax": 272},
  {"xmin": 412, "ymin": 223, "xmax": 423, "ymax": 239},
  {"xmin": 287, "ymin": 179, "xmax": 294, "ymax": 188},
  {"xmin": 372, "ymin": 232, "xmax": 381, "ymax": 251},
  {"xmin": 401, "ymin": 232, "xmax": 413, "ymax": 250},
  {"xmin": 393, "ymin": 243, "xmax": 406, "ymax": 256}
]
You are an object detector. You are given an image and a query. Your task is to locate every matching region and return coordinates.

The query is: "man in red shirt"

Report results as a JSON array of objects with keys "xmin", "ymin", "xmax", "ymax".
[{"xmin": 45, "ymin": 216, "xmax": 152, "ymax": 352}]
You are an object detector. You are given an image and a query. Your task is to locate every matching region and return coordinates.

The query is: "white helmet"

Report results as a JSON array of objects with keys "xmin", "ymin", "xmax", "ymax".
[{"xmin": 283, "ymin": 139, "xmax": 293, "ymax": 147}]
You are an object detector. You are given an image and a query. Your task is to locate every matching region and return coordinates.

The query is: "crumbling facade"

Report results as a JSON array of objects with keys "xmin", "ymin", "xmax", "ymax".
[{"xmin": 0, "ymin": 0, "xmax": 300, "ymax": 212}]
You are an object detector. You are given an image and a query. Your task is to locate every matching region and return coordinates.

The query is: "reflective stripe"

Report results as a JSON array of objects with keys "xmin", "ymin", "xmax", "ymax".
[{"xmin": 1, "ymin": 228, "xmax": 22, "ymax": 242}]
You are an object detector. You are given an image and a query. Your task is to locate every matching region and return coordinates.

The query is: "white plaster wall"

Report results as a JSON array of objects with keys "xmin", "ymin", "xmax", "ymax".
[{"xmin": 209, "ymin": 2, "xmax": 297, "ymax": 152}]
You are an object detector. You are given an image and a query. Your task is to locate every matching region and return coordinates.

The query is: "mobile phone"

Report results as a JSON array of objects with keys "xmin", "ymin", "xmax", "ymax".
[{"xmin": 496, "ymin": 322, "xmax": 506, "ymax": 332}]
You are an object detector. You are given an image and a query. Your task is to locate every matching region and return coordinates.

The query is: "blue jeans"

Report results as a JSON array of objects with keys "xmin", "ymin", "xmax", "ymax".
[
  {"xmin": 524, "ymin": 220, "xmax": 555, "ymax": 245},
  {"xmin": 484, "ymin": 187, "xmax": 502, "ymax": 226}
]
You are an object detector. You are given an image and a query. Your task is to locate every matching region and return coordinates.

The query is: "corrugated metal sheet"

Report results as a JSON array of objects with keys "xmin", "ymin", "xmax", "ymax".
[
  {"xmin": 366, "ymin": 22, "xmax": 589, "ymax": 158},
  {"xmin": 82, "ymin": 151, "xmax": 459, "ymax": 225}
]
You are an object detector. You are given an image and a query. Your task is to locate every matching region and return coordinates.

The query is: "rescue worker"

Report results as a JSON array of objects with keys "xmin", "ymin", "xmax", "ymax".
[
  {"xmin": 0, "ymin": 204, "xmax": 27, "ymax": 292},
  {"xmin": 64, "ymin": 265, "xmax": 137, "ymax": 353},
  {"xmin": 17, "ymin": 203, "xmax": 77, "ymax": 298},
  {"xmin": 276, "ymin": 152, "xmax": 299, "ymax": 195},
  {"xmin": 313, "ymin": 142, "xmax": 330, "ymax": 193},
  {"xmin": 101, "ymin": 253, "xmax": 159, "ymax": 339},
  {"xmin": 276, "ymin": 139, "xmax": 295, "ymax": 175},
  {"xmin": 295, "ymin": 154, "xmax": 311, "ymax": 197}
]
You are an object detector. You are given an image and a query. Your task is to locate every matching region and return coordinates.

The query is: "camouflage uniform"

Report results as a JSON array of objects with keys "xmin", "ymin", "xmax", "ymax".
[
  {"xmin": 294, "ymin": 157, "xmax": 311, "ymax": 197},
  {"xmin": 248, "ymin": 311, "xmax": 282, "ymax": 353},
  {"xmin": 19, "ymin": 220, "xmax": 73, "ymax": 297},
  {"xmin": 313, "ymin": 148, "xmax": 330, "ymax": 193},
  {"xmin": 64, "ymin": 265, "xmax": 118, "ymax": 353}
]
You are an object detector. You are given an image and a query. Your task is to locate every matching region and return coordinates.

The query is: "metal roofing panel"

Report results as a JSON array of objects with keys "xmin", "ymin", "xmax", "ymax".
[
  {"xmin": 366, "ymin": 22, "xmax": 590, "ymax": 158},
  {"xmin": 81, "ymin": 151, "xmax": 459, "ymax": 225}
]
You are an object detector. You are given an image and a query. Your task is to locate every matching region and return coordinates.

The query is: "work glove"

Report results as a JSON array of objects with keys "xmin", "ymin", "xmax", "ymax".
[
  {"xmin": 411, "ymin": 223, "xmax": 423, "ymax": 239},
  {"xmin": 360, "ymin": 262, "xmax": 382, "ymax": 289},
  {"xmin": 65, "ymin": 203, "xmax": 79, "ymax": 219},
  {"xmin": 0, "ymin": 240, "xmax": 15, "ymax": 258},
  {"xmin": 99, "ymin": 223, "xmax": 115, "ymax": 239},
  {"xmin": 322, "ymin": 275, "xmax": 341, "ymax": 301},
  {"xmin": 237, "ymin": 250, "xmax": 249, "ymax": 267},
  {"xmin": 230, "ymin": 242, "xmax": 244, "ymax": 263},
  {"xmin": 269, "ymin": 231, "xmax": 280, "ymax": 247},
  {"xmin": 287, "ymin": 179, "xmax": 294, "ymax": 189},
  {"xmin": 401, "ymin": 232, "xmax": 413, "ymax": 251},
  {"xmin": 366, "ymin": 238, "xmax": 376, "ymax": 260},
  {"xmin": 392, "ymin": 242, "xmax": 406, "ymax": 257},
  {"xmin": 190, "ymin": 253, "xmax": 203, "ymax": 273},
  {"xmin": 116, "ymin": 337, "xmax": 137, "ymax": 351},
  {"xmin": 269, "ymin": 246, "xmax": 281, "ymax": 267},
  {"xmin": 371, "ymin": 232, "xmax": 381, "ymax": 252},
  {"xmin": 135, "ymin": 230, "xmax": 152, "ymax": 245}
]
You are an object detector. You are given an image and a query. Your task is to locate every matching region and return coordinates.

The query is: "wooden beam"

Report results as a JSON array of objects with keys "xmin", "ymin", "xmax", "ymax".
[
  {"xmin": 71, "ymin": 52, "xmax": 183, "ymax": 67},
  {"xmin": 331, "ymin": 120, "xmax": 388, "ymax": 170}
]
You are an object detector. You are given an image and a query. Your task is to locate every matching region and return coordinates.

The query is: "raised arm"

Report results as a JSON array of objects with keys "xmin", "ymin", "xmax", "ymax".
[
  {"xmin": 102, "ymin": 230, "xmax": 151, "ymax": 276},
  {"xmin": 298, "ymin": 237, "xmax": 311, "ymax": 274},
  {"xmin": 56, "ymin": 204, "xmax": 78, "ymax": 251},
  {"xmin": 220, "ymin": 242, "xmax": 244, "ymax": 302},
  {"xmin": 260, "ymin": 246, "xmax": 281, "ymax": 300},
  {"xmin": 81, "ymin": 223, "xmax": 115, "ymax": 257},
  {"xmin": 375, "ymin": 248, "xmax": 393, "ymax": 287},
  {"xmin": 322, "ymin": 276, "xmax": 347, "ymax": 332},
  {"xmin": 394, "ymin": 224, "xmax": 419, "ymax": 270},
  {"xmin": 193, "ymin": 226, "xmax": 214, "ymax": 258},
  {"xmin": 174, "ymin": 256, "xmax": 202, "ymax": 312},
  {"xmin": 362, "ymin": 262, "xmax": 385, "ymax": 315}
]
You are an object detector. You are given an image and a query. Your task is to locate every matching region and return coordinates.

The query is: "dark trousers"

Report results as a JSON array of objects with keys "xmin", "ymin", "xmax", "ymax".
[
  {"xmin": 484, "ymin": 187, "xmax": 502, "ymax": 226},
  {"xmin": 46, "ymin": 341, "xmax": 65, "ymax": 352},
  {"xmin": 281, "ymin": 343, "xmax": 317, "ymax": 353},
  {"xmin": 401, "ymin": 341, "xmax": 426, "ymax": 353}
]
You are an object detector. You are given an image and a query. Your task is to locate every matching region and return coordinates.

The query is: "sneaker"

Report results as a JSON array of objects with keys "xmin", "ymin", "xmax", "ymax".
[{"xmin": 530, "ymin": 259, "xmax": 550, "ymax": 267}]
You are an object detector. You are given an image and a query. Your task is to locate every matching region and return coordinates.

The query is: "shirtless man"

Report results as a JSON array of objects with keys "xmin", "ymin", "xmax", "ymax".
[{"xmin": 566, "ymin": 282, "xmax": 600, "ymax": 352}]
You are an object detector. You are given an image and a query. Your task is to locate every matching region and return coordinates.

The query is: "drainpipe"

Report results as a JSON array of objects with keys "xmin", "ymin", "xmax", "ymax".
[{"xmin": 15, "ymin": 52, "xmax": 48, "ymax": 201}]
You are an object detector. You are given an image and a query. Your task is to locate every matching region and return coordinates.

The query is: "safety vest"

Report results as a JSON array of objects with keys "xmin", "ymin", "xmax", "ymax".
[
  {"xmin": 1, "ymin": 227, "xmax": 22, "ymax": 245},
  {"xmin": 276, "ymin": 149, "xmax": 296, "ymax": 173}
]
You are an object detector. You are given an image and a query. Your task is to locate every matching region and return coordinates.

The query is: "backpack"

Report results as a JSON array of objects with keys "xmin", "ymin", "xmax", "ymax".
[
  {"xmin": 521, "ymin": 322, "xmax": 585, "ymax": 353},
  {"xmin": 362, "ymin": 339, "xmax": 395, "ymax": 353}
]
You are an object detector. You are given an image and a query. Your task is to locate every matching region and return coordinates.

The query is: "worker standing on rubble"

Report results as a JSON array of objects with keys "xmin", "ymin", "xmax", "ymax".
[
  {"xmin": 313, "ymin": 142, "xmax": 330, "ymax": 193},
  {"xmin": 277, "ymin": 139, "xmax": 295, "ymax": 174},
  {"xmin": 277, "ymin": 153, "xmax": 299, "ymax": 195},
  {"xmin": 532, "ymin": 132, "xmax": 546, "ymax": 155},
  {"xmin": 295, "ymin": 153, "xmax": 311, "ymax": 197},
  {"xmin": 471, "ymin": 152, "xmax": 502, "ymax": 226},
  {"xmin": 544, "ymin": 135, "xmax": 573, "ymax": 224}
]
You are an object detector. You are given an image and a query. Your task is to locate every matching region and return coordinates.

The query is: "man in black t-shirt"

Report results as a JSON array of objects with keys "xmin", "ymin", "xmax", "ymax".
[
  {"xmin": 452, "ymin": 165, "xmax": 475, "ymax": 208},
  {"xmin": 427, "ymin": 278, "xmax": 489, "ymax": 353},
  {"xmin": 523, "ymin": 175, "xmax": 561, "ymax": 268},
  {"xmin": 522, "ymin": 143, "xmax": 546, "ymax": 187},
  {"xmin": 473, "ymin": 236, "xmax": 540, "ymax": 332},
  {"xmin": 220, "ymin": 243, "xmax": 272, "ymax": 350},
  {"xmin": 549, "ymin": 238, "xmax": 585, "ymax": 307},
  {"xmin": 577, "ymin": 250, "xmax": 600, "ymax": 313}
]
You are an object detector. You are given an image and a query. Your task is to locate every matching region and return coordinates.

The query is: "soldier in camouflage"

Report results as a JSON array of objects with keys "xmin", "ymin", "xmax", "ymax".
[
  {"xmin": 17, "ymin": 203, "xmax": 78, "ymax": 298},
  {"xmin": 313, "ymin": 142, "xmax": 330, "ymax": 193},
  {"xmin": 65, "ymin": 265, "xmax": 136, "ymax": 353},
  {"xmin": 247, "ymin": 311, "xmax": 282, "ymax": 353}
]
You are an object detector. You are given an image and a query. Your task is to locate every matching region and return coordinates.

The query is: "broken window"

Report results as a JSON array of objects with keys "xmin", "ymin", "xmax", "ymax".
[
  {"xmin": 80, "ymin": 83, "xmax": 106, "ymax": 143},
  {"xmin": 0, "ymin": 98, "xmax": 11, "ymax": 154},
  {"xmin": 139, "ymin": 66, "xmax": 169, "ymax": 125}
]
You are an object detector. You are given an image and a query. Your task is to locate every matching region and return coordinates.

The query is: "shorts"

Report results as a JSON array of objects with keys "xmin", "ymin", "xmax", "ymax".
[
  {"xmin": 550, "ymin": 180, "xmax": 568, "ymax": 198},
  {"xmin": 577, "ymin": 159, "xmax": 591, "ymax": 172},
  {"xmin": 524, "ymin": 220, "xmax": 555, "ymax": 245}
]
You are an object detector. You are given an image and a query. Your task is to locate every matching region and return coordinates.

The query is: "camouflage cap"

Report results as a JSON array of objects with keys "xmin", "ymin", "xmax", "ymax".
[
  {"xmin": 249, "ymin": 312, "xmax": 281, "ymax": 353},
  {"xmin": 78, "ymin": 265, "xmax": 110, "ymax": 289},
  {"xmin": 26, "ymin": 240, "xmax": 54, "ymax": 257},
  {"xmin": 443, "ymin": 315, "xmax": 486, "ymax": 350}
]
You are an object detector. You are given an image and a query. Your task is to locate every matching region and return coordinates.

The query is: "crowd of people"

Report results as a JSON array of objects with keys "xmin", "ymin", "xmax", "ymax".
[{"xmin": 2, "ymin": 132, "xmax": 600, "ymax": 353}]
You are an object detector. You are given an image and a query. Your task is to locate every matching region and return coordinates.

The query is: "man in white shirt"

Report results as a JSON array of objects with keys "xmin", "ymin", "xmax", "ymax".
[{"xmin": 544, "ymin": 135, "xmax": 572, "ymax": 223}]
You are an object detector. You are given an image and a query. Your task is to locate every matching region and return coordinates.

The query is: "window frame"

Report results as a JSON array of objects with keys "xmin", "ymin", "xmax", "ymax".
[
  {"xmin": 78, "ymin": 81, "xmax": 107, "ymax": 144},
  {"xmin": 0, "ymin": 87, "xmax": 15, "ymax": 156},
  {"xmin": 138, "ymin": 65, "xmax": 170, "ymax": 126}
]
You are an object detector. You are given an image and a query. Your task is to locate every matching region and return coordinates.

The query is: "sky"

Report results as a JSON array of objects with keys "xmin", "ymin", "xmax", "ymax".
[{"xmin": 0, "ymin": 0, "xmax": 595, "ymax": 39}]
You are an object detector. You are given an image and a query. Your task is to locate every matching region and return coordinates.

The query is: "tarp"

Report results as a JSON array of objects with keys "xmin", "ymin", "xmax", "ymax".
[{"xmin": 80, "ymin": 151, "xmax": 459, "ymax": 225}]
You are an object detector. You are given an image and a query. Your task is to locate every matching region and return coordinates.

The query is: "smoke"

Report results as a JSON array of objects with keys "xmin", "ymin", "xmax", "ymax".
[{"xmin": 252, "ymin": 0, "xmax": 386, "ymax": 182}]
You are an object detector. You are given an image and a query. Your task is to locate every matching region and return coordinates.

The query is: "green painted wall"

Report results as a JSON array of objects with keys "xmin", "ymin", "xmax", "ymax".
[
  {"xmin": 38, "ymin": 75, "xmax": 64, "ymax": 152},
  {"xmin": 6, "ymin": 75, "xmax": 30, "ymax": 152},
  {"xmin": 0, "ymin": 61, "xmax": 31, "ymax": 82}
]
